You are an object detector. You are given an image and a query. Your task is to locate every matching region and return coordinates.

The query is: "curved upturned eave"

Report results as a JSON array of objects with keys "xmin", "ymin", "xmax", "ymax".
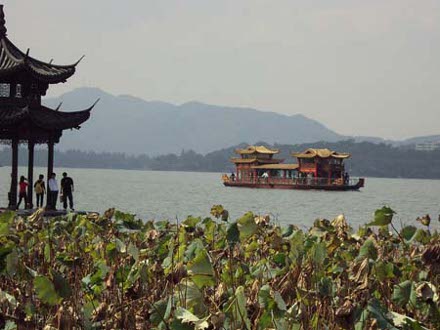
[
  {"xmin": 292, "ymin": 148, "xmax": 351, "ymax": 159},
  {"xmin": 35, "ymin": 101, "xmax": 98, "ymax": 130},
  {"xmin": 0, "ymin": 37, "xmax": 78, "ymax": 83},
  {"xmin": 0, "ymin": 101, "xmax": 95, "ymax": 131}
]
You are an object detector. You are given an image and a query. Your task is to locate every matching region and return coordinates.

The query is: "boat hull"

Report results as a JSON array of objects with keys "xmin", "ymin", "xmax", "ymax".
[{"xmin": 223, "ymin": 178, "xmax": 365, "ymax": 191}]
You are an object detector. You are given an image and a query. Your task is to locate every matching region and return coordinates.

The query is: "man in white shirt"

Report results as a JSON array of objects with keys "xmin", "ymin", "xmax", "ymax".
[{"xmin": 47, "ymin": 173, "xmax": 59, "ymax": 210}]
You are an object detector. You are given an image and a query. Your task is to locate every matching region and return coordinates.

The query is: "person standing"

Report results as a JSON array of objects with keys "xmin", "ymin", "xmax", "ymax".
[
  {"xmin": 16, "ymin": 176, "xmax": 28, "ymax": 209},
  {"xmin": 47, "ymin": 173, "xmax": 59, "ymax": 210},
  {"xmin": 61, "ymin": 172, "xmax": 74, "ymax": 211},
  {"xmin": 34, "ymin": 174, "xmax": 46, "ymax": 208}
]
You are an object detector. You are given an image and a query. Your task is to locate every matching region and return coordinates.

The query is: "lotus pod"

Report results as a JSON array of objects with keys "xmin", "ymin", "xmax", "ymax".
[
  {"xmin": 254, "ymin": 214, "xmax": 270, "ymax": 226},
  {"xmin": 417, "ymin": 214, "xmax": 431, "ymax": 227}
]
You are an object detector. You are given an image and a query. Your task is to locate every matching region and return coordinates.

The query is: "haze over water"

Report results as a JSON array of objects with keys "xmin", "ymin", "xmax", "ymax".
[{"xmin": 1, "ymin": 166, "xmax": 439, "ymax": 230}]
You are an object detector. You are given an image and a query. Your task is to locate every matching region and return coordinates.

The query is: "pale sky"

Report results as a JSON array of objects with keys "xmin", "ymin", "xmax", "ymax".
[{"xmin": 2, "ymin": 0, "xmax": 439, "ymax": 139}]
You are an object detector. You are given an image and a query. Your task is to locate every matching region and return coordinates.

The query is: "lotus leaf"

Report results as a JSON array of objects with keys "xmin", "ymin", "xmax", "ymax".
[
  {"xmin": 368, "ymin": 206, "xmax": 396, "ymax": 226},
  {"xmin": 175, "ymin": 307, "xmax": 210, "ymax": 330},
  {"xmin": 392, "ymin": 280, "xmax": 417, "ymax": 308},
  {"xmin": 34, "ymin": 275, "xmax": 61, "ymax": 306},
  {"xmin": 226, "ymin": 286, "xmax": 251, "ymax": 330},
  {"xmin": 187, "ymin": 248, "xmax": 214, "ymax": 288},
  {"xmin": 0, "ymin": 207, "xmax": 438, "ymax": 329},
  {"xmin": 401, "ymin": 226, "xmax": 417, "ymax": 241},
  {"xmin": 226, "ymin": 222, "xmax": 239, "ymax": 246},
  {"xmin": 374, "ymin": 262, "xmax": 394, "ymax": 281},
  {"xmin": 358, "ymin": 238, "xmax": 378, "ymax": 261},
  {"xmin": 237, "ymin": 212, "xmax": 257, "ymax": 241},
  {"xmin": 182, "ymin": 216, "xmax": 201, "ymax": 229}
]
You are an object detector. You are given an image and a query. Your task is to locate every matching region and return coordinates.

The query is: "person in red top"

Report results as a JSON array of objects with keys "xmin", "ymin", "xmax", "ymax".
[{"xmin": 16, "ymin": 175, "xmax": 28, "ymax": 209}]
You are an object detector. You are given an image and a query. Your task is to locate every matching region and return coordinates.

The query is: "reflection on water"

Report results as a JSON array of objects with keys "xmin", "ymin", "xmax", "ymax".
[{"xmin": 1, "ymin": 167, "xmax": 439, "ymax": 229}]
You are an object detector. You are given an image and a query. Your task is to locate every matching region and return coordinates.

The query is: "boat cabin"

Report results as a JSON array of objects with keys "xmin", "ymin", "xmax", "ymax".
[
  {"xmin": 229, "ymin": 146, "xmax": 298, "ymax": 182},
  {"xmin": 292, "ymin": 148, "xmax": 350, "ymax": 184}
]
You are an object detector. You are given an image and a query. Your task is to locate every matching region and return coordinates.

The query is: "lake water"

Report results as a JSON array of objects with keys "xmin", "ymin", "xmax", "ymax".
[{"xmin": 1, "ymin": 166, "xmax": 439, "ymax": 230}]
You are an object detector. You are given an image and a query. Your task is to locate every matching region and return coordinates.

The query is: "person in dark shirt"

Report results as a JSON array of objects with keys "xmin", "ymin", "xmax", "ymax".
[{"xmin": 61, "ymin": 172, "xmax": 75, "ymax": 211}]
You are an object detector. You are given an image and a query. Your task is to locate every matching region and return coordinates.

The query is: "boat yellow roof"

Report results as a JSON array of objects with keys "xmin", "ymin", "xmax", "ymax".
[
  {"xmin": 230, "ymin": 158, "xmax": 259, "ymax": 164},
  {"xmin": 251, "ymin": 164, "xmax": 299, "ymax": 170},
  {"xmin": 292, "ymin": 148, "xmax": 350, "ymax": 159},
  {"xmin": 235, "ymin": 145, "xmax": 279, "ymax": 155},
  {"xmin": 230, "ymin": 158, "xmax": 284, "ymax": 164}
]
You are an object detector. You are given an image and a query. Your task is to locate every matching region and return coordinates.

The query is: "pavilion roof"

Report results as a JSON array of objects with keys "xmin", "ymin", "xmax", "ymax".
[
  {"xmin": 235, "ymin": 145, "xmax": 279, "ymax": 155},
  {"xmin": 0, "ymin": 6, "xmax": 80, "ymax": 84},
  {"xmin": 292, "ymin": 148, "xmax": 350, "ymax": 159},
  {"xmin": 0, "ymin": 102, "xmax": 96, "ymax": 130}
]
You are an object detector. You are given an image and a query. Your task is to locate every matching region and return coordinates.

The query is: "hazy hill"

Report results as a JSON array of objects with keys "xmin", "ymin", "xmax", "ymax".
[
  {"xmin": 351, "ymin": 134, "xmax": 440, "ymax": 146},
  {"xmin": 44, "ymin": 87, "xmax": 343, "ymax": 155},
  {"xmin": 398, "ymin": 135, "xmax": 440, "ymax": 145}
]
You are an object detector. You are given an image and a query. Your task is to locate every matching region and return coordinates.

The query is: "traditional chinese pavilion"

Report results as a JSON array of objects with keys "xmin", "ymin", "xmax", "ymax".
[
  {"xmin": 0, "ymin": 5, "xmax": 95, "ymax": 209},
  {"xmin": 292, "ymin": 148, "xmax": 350, "ymax": 181}
]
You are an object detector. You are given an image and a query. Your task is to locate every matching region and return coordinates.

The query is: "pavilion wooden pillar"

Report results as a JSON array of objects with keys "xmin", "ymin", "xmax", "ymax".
[
  {"xmin": 46, "ymin": 139, "xmax": 54, "ymax": 207},
  {"xmin": 8, "ymin": 138, "xmax": 18, "ymax": 209},
  {"xmin": 27, "ymin": 141, "xmax": 34, "ymax": 209},
  {"xmin": 47, "ymin": 140, "xmax": 54, "ymax": 180}
]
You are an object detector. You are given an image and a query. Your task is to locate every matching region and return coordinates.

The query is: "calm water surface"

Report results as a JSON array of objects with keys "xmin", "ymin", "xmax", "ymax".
[{"xmin": 1, "ymin": 167, "xmax": 439, "ymax": 229}]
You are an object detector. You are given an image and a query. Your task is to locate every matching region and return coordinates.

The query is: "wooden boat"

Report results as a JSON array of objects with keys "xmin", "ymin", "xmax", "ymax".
[{"xmin": 222, "ymin": 146, "xmax": 365, "ymax": 191}]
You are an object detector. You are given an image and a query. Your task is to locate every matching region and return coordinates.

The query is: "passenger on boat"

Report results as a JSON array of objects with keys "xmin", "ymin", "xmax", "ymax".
[
  {"xmin": 261, "ymin": 172, "xmax": 269, "ymax": 179},
  {"xmin": 230, "ymin": 173, "xmax": 235, "ymax": 181},
  {"xmin": 343, "ymin": 172, "xmax": 350, "ymax": 185}
]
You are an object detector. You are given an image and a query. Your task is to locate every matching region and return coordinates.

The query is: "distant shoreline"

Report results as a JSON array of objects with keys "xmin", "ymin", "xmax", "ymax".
[
  {"xmin": 1, "ymin": 140, "xmax": 440, "ymax": 179},
  {"xmin": 1, "ymin": 164, "xmax": 440, "ymax": 181}
]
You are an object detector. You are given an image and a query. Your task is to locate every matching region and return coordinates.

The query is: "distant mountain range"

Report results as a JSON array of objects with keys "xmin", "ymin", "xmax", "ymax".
[{"xmin": 43, "ymin": 87, "xmax": 439, "ymax": 155}]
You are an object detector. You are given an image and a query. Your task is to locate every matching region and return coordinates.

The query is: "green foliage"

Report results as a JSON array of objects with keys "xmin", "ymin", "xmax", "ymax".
[
  {"xmin": 187, "ymin": 246, "xmax": 214, "ymax": 288},
  {"xmin": 0, "ymin": 206, "xmax": 438, "ymax": 329},
  {"xmin": 358, "ymin": 238, "xmax": 378, "ymax": 260},
  {"xmin": 401, "ymin": 226, "xmax": 418, "ymax": 241},
  {"xmin": 368, "ymin": 206, "xmax": 396, "ymax": 226},
  {"xmin": 34, "ymin": 275, "xmax": 61, "ymax": 306},
  {"xmin": 392, "ymin": 280, "xmax": 417, "ymax": 308},
  {"xmin": 237, "ymin": 212, "xmax": 257, "ymax": 241}
]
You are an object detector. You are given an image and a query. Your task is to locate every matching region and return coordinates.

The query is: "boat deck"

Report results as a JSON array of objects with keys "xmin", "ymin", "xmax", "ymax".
[{"xmin": 223, "ymin": 177, "xmax": 365, "ymax": 191}]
